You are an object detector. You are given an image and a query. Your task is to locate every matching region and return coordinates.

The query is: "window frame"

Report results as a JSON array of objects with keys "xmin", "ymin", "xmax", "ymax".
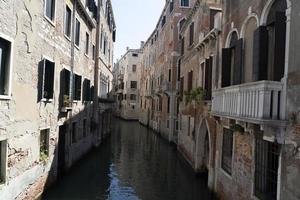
[
  {"xmin": 44, "ymin": 0, "xmax": 56, "ymax": 25},
  {"xmin": 179, "ymin": 0, "xmax": 189, "ymax": 7},
  {"xmin": 75, "ymin": 18, "xmax": 81, "ymax": 48},
  {"xmin": 189, "ymin": 22, "xmax": 195, "ymax": 46},
  {"xmin": 40, "ymin": 56, "xmax": 55, "ymax": 102},
  {"xmin": 64, "ymin": 5, "xmax": 72, "ymax": 40},
  {"xmin": 0, "ymin": 33, "xmax": 14, "ymax": 100}
]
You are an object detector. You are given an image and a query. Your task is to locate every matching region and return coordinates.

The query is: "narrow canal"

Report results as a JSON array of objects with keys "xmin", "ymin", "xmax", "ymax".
[{"xmin": 42, "ymin": 119, "xmax": 214, "ymax": 200}]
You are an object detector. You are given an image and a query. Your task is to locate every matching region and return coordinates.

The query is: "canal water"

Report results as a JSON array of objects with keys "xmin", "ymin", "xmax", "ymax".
[{"xmin": 42, "ymin": 119, "xmax": 214, "ymax": 200}]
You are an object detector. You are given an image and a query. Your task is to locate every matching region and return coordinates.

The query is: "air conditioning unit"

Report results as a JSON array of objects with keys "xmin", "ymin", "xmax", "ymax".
[{"xmin": 214, "ymin": 12, "xmax": 222, "ymax": 31}]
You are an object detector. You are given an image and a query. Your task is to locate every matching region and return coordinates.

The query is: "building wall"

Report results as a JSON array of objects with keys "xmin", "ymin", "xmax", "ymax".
[
  {"xmin": 113, "ymin": 48, "xmax": 142, "ymax": 120},
  {"xmin": 0, "ymin": 0, "xmax": 115, "ymax": 199}
]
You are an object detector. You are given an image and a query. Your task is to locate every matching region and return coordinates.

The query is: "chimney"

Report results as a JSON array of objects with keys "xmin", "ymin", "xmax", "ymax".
[
  {"xmin": 126, "ymin": 46, "xmax": 129, "ymax": 51},
  {"xmin": 140, "ymin": 41, "xmax": 145, "ymax": 48}
]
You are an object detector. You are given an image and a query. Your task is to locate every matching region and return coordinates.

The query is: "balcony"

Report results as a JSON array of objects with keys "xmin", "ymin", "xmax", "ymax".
[{"xmin": 212, "ymin": 81, "xmax": 285, "ymax": 125}]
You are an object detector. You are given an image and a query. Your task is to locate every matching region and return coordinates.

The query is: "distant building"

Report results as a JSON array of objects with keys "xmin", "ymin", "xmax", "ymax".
[{"xmin": 113, "ymin": 46, "xmax": 143, "ymax": 120}]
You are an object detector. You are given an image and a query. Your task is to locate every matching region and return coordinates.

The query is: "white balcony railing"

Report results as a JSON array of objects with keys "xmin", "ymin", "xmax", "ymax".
[{"xmin": 212, "ymin": 81, "xmax": 284, "ymax": 122}]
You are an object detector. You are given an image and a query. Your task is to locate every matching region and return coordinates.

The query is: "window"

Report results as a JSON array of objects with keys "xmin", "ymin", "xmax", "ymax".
[
  {"xmin": 187, "ymin": 70, "xmax": 193, "ymax": 92},
  {"xmin": 180, "ymin": 37, "xmax": 185, "ymax": 55},
  {"xmin": 0, "ymin": 140, "xmax": 7, "ymax": 183},
  {"xmin": 180, "ymin": 77, "xmax": 184, "ymax": 100},
  {"xmin": 92, "ymin": 45, "xmax": 95, "ymax": 60},
  {"xmin": 132, "ymin": 53, "xmax": 138, "ymax": 57},
  {"xmin": 169, "ymin": 0, "xmax": 174, "ymax": 13},
  {"xmin": 132, "ymin": 65, "xmax": 137, "ymax": 72},
  {"xmin": 180, "ymin": 0, "xmax": 189, "ymax": 7},
  {"xmin": 83, "ymin": 79, "xmax": 91, "ymax": 101},
  {"xmin": 179, "ymin": 18, "xmax": 186, "ymax": 31},
  {"xmin": 168, "ymin": 69, "xmax": 171, "ymax": 82},
  {"xmin": 60, "ymin": 69, "xmax": 71, "ymax": 107},
  {"xmin": 222, "ymin": 32, "xmax": 243, "ymax": 87},
  {"xmin": 189, "ymin": 22, "xmax": 194, "ymax": 46},
  {"xmin": 158, "ymin": 97, "xmax": 162, "ymax": 111},
  {"xmin": 64, "ymin": 6, "xmax": 72, "ymax": 38},
  {"xmin": 45, "ymin": 0, "xmax": 55, "ymax": 22},
  {"xmin": 38, "ymin": 59, "xmax": 55, "ymax": 100},
  {"xmin": 130, "ymin": 94, "xmax": 136, "ymax": 100},
  {"xmin": 210, "ymin": 9, "xmax": 219, "ymax": 30},
  {"xmin": 72, "ymin": 122, "xmax": 77, "ymax": 143},
  {"xmin": 221, "ymin": 128, "xmax": 233, "ymax": 175},
  {"xmin": 254, "ymin": 138, "xmax": 280, "ymax": 200},
  {"xmin": 40, "ymin": 129, "xmax": 49, "ymax": 161},
  {"xmin": 130, "ymin": 81, "xmax": 137, "ymax": 89},
  {"xmin": 0, "ymin": 37, "xmax": 12, "ymax": 97},
  {"xmin": 73, "ymin": 74, "xmax": 82, "ymax": 101},
  {"xmin": 85, "ymin": 33, "xmax": 89, "ymax": 55},
  {"xmin": 167, "ymin": 96, "xmax": 170, "ymax": 113},
  {"xmin": 161, "ymin": 16, "xmax": 166, "ymax": 27},
  {"xmin": 204, "ymin": 57, "xmax": 213, "ymax": 100},
  {"xmin": 83, "ymin": 119, "xmax": 87, "ymax": 137},
  {"xmin": 75, "ymin": 19, "xmax": 80, "ymax": 47}
]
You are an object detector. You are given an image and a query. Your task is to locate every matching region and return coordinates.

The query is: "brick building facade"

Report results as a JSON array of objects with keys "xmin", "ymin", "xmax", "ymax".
[{"xmin": 0, "ymin": 0, "xmax": 115, "ymax": 199}]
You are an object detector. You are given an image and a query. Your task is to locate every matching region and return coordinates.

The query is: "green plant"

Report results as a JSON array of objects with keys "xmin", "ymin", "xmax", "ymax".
[
  {"xmin": 63, "ymin": 95, "xmax": 71, "ymax": 107},
  {"xmin": 230, "ymin": 124, "xmax": 245, "ymax": 133},
  {"xmin": 40, "ymin": 149, "xmax": 48, "ymax": 162},
  {"xmin": 184, "ymin": 87, "xmax": 206, "ymax": 105}
]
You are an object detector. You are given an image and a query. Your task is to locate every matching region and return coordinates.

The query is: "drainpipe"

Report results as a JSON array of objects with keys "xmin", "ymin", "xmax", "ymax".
[
  {"xmin": 93, "ymin": 0, "xmax": 101, "ymax": 144},
  {"xmin": 70, "ymin": 0, "xmax": 77, "ymax": 107}
]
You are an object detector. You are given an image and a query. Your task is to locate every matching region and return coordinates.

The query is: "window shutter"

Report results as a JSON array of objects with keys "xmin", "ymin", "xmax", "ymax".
[
  {"xmin": 77, "ymin": 76, "xmax": 82, "ymax": 100},
  {"xmin": 205, "ymin": 57, "xmax": 213, "ymax": 100},
  {"xmin": 252, "ymin": 26, "xmax": 268, "ymax": 81},
  {"xmin": 222, "ymin": 48, "xmax": 231, "ymax": 87},
  {"xmin": 233, "ymin": 39, "xmax": 243, "ymax": 85},
  {"xmin": 273, "ymin": 12, "xmax": 286, "ymax": 81},
  {"xmin": 37, "ymin": 60, "xmax": 45, "ymax": 101},
  {"xmin": 90, "ymin": 85, "xmax": 94, "ymax": 101}
]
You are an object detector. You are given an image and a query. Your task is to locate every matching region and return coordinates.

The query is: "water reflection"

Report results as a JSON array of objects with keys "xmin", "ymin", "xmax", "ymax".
[{"xmin": 42, "ymin": 119, "xmax": 214, "ymax": 200}]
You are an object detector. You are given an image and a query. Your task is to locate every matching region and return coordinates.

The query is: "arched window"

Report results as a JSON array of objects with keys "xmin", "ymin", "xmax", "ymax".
[
  {"xmin": 243, "ymin": 17, "xmax": 258, "ymax": 83},
  {"xmin": 253, "ymin": 0, "xmax": 287, "ymax": 81}
]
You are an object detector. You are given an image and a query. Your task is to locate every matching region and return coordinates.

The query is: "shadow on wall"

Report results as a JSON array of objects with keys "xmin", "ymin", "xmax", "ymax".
[{"xmin": 16, "ymin": 98, "xmax": 114, "ymax": 200}]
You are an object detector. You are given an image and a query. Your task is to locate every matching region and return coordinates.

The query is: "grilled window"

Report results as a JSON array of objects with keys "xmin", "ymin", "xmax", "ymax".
[
  {"xmin": 45, "ymin": 0, "xmax": 55, "ymax": 21},
  {"xmin": 0, "ymin": 37, "xmax": 12, "ymax": 96},
  {"xmin": 130, "ymin": 94, "xmax": 136, "ymax": 100},
  {"xmin": 132, "ymin": 65, "xmax": 137, "ymax": 72},
  {"xmin": 73, "ymin": 74, "xmax": 82, "ymax": 101},
  {"xmin": 75, "ymin": 19, "xmax": 80, "ymax": 47},
  {"xmin": 38, "ymin": 59, "xmax": 55, "ymax": 100},
  {"xmin": 130, "ymin": 81, "xmax": 137, "ymax": 89},
  {"xmin": 64, "ymin": 6, "xmax": 72, "ymax": 38},
  {"xmin": 255, "ymin": 138, "xmax": 280, "ymax": 200},
  {"xmin": 221, "ymin": 128, "xmax": 233, "ymax": 175},
  {"xmin": 40, "ymin": 129, "xmax": 49, "ymax": 160}
]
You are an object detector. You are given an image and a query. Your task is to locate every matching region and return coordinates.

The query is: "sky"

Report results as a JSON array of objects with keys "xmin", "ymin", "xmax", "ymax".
[{"xmin": 111, "ymin": 0, "xmax": 165, "ymax": 62}]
